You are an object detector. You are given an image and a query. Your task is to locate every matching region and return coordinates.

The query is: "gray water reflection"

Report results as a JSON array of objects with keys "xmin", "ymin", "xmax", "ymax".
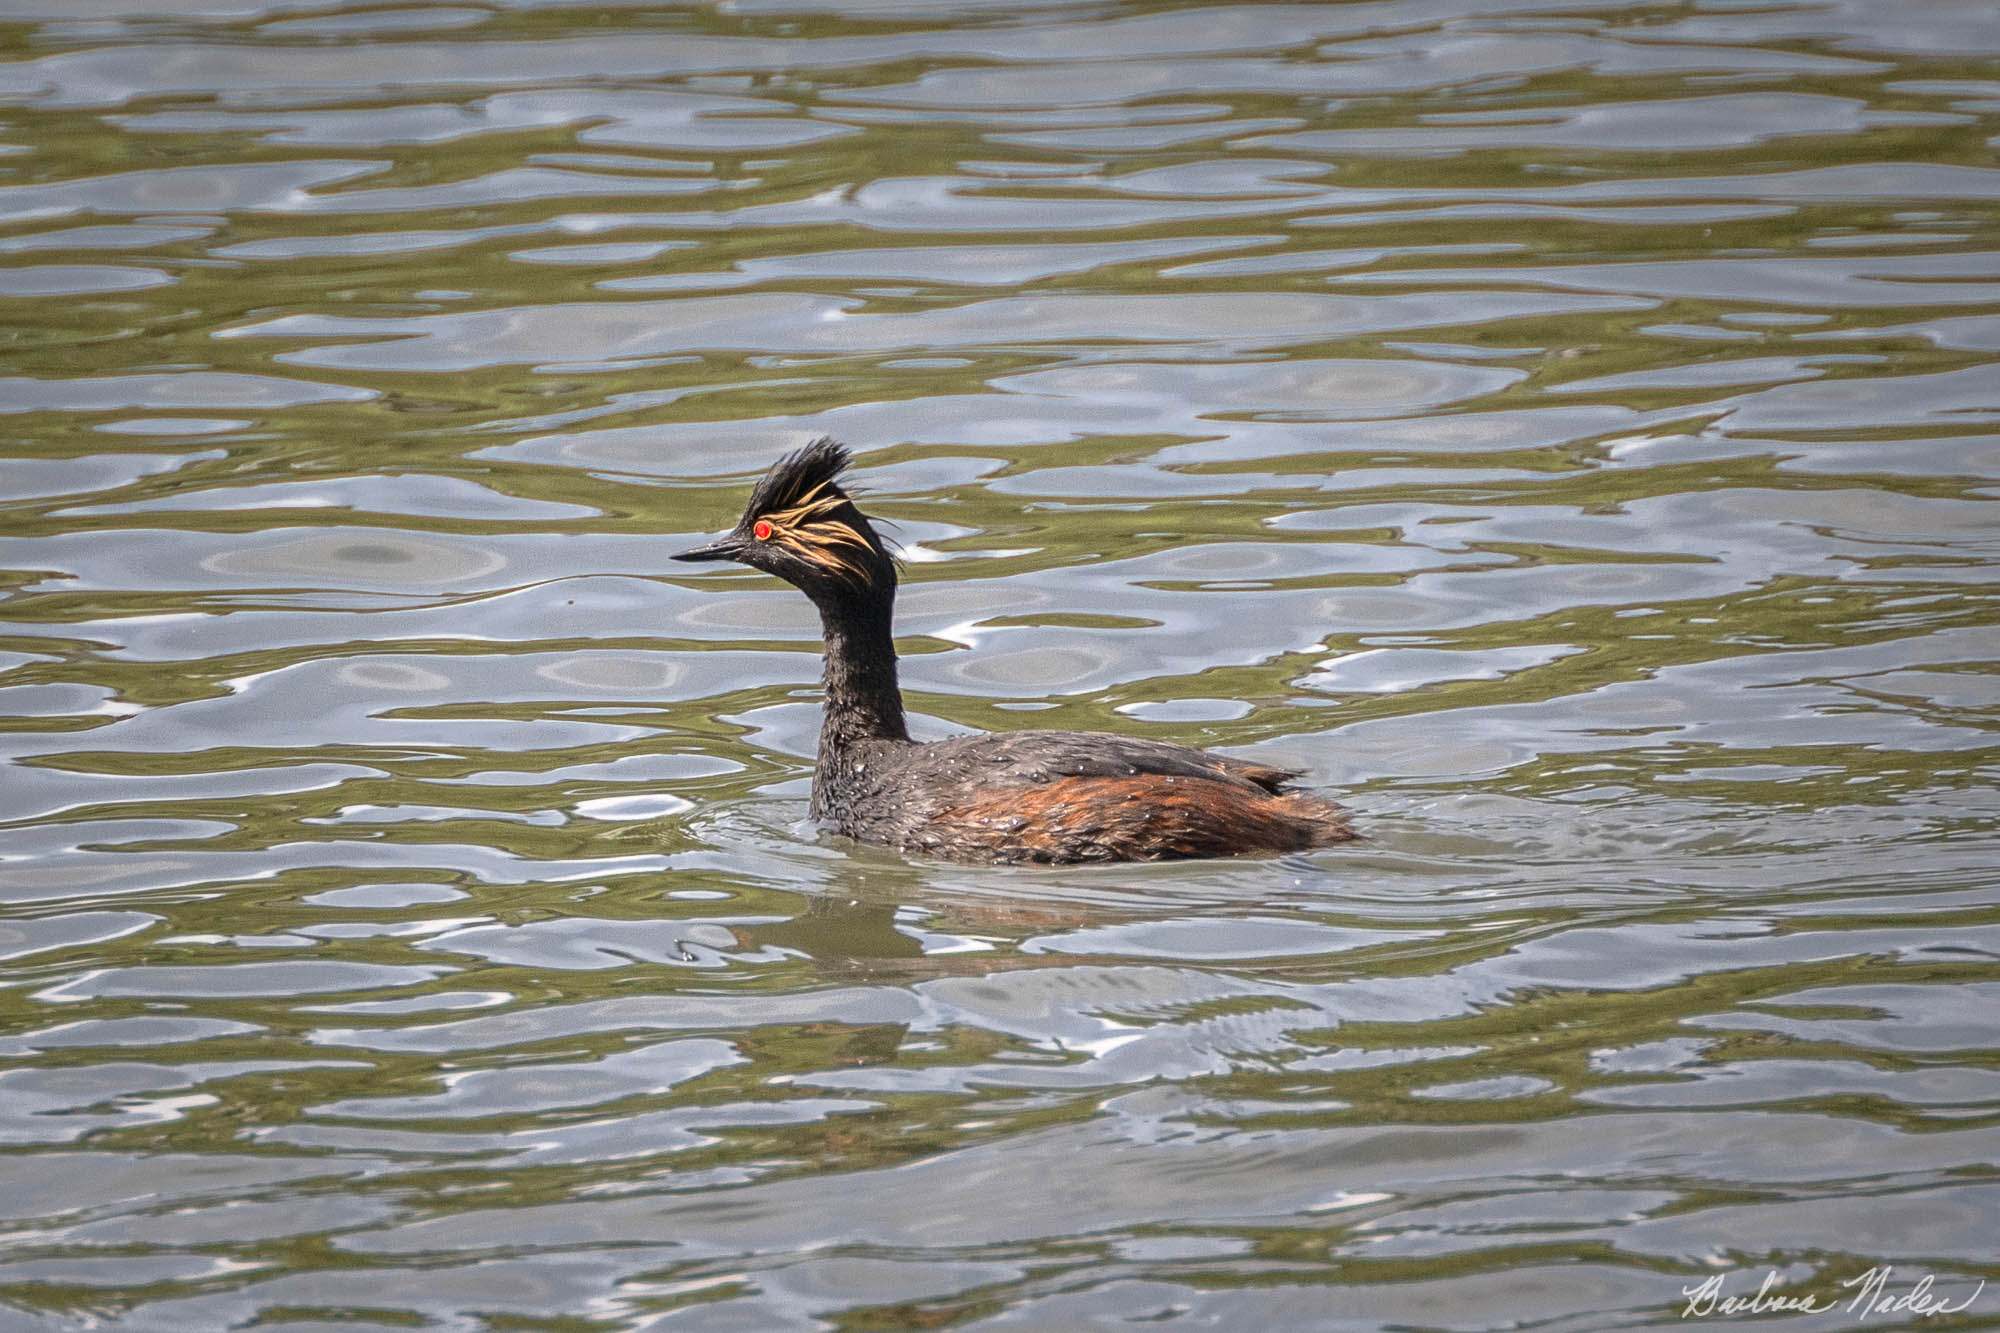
[{"xmin": 1, "ymin": 0, "xmax": 1997, "ymax": 1329}]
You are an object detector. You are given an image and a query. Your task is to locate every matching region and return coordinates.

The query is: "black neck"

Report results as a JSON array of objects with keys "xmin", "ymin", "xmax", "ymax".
[{"xmin": 814, "ymin": 591, "xmax": 908, "ymax": 753}]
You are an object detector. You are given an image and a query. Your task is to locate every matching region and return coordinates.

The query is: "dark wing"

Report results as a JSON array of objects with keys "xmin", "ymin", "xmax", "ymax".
[{"xmin": 905, "ymin": 730, "xmax": 1302, "ymax": 795}]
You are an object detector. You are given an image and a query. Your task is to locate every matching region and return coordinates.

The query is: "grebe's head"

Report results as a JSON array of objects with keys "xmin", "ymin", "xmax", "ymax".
[{"xmin": 672, "ymin": 438, "xmax": 896, "ymax": 607}]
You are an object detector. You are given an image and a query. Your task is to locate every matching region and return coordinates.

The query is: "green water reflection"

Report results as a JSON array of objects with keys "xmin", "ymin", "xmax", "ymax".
[{"xmin": 1, "ymin": 1, "xmax": 1997, "ymax": 1328}]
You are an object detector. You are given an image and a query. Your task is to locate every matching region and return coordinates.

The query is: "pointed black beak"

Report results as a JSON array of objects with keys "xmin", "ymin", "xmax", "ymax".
[{"xmin": 671, "ymin": 535, "xmax": 747, "ymax": 564}]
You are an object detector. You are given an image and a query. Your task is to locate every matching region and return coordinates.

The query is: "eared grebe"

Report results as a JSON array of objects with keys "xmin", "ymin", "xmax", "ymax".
[{"xmin": 673, "ymin": 438, "xmax": 1354, "ymax": 864}]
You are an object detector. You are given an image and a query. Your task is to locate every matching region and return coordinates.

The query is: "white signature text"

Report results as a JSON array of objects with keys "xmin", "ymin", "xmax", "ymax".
[{"xmin": 1680, "ymin": 1267, "xmax": 1984, "ymax": 1320}]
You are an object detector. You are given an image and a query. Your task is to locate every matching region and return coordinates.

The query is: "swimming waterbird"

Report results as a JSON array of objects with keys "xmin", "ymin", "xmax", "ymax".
[{"xmin": 672, "ymin": 438, "xmax": 1354, "ymax": 864}]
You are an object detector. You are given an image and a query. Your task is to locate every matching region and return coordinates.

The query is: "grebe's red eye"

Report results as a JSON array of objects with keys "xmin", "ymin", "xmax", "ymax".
[{"xmin": 752, "ymin": 519, "xmax": 773, "ymax": 541}]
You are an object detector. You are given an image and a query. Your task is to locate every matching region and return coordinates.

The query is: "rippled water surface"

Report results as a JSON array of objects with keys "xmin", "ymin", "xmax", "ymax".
[{"xmin": 3, "ymin": 1, "xmax": 1999, "ymax": 1328}]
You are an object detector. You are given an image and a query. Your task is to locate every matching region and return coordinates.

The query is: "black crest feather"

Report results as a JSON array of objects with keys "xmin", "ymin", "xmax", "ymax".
[{"xmin": 745, "ymin": 437, "xmax": 853, "ymax": 520}]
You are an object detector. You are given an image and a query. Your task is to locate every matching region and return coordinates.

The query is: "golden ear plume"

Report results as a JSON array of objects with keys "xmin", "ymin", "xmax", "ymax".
[{"xmin": 759, "ymin": 480, "xmax": 877, "ymax": 583}]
